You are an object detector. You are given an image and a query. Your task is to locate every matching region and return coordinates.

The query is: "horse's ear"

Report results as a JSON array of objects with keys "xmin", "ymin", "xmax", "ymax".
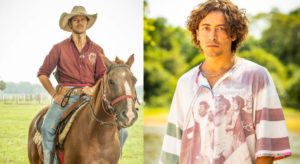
[
  {"xmin": 115, "ymin": 56, "xmax": 124, "ymax": 64},
  {"xmin": 126, "ymin": 54, "xmax": 134, "ymax": 68},
  {"xmin": 101, "ymin": 55, "xmax": 113, "ymax": 68}
]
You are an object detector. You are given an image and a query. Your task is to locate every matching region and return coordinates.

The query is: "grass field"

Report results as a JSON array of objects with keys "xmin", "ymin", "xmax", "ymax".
[{"xmin": 0, "ymin": 103, "xmax": 143, "ymax": 164}]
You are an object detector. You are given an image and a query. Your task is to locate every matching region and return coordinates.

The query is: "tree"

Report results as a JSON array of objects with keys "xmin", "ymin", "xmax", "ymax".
[
  {"xmin": 2, "ymin": 81, "xmax": 47, "ymax": 94},
  {"xmin": 144, "ymin": 1, "xmax": 156, "ymax": 48},
  {"xmin": 237, "ymin": 48, "xmax": 300, "ymax": 105},
  {"xmin": 144, "ymin": 14, "xmax": 198, "ymax": 106},
  {"xmin": 260, "ymin": 8, "xmax": 300, "ymax": 65},
  {"xmin": 0, "ymin": 80, "xmax": 6, "ymax": 91}
]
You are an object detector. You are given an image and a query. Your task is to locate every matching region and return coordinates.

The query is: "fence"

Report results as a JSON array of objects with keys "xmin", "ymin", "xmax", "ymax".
[{"xmin": 0, "ymin": 94, "xmax": 52, "ymax": 105}]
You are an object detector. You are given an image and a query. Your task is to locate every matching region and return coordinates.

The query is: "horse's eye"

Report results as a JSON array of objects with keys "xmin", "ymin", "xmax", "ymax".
[{"xmin": 109, "ymin": 79, "xmax": 115, "ymax": 85}]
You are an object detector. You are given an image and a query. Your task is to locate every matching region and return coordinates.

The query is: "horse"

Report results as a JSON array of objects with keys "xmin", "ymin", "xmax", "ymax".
[{"xmin": 28, "ymin": 54, "xmax": 139, "ymax": 164}]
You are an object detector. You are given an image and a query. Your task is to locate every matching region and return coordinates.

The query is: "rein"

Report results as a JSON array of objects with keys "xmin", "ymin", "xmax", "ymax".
[
  {"xmin": 89, "ymin": 103, "xmax": 115, "ymax": 126},
  {"xmin": 60, "ymin": 88, "xmax": 77, "ymax": 107},
  {"xmin": 89, "ymin": 64, "xmax": 137, "ymax": 126}
]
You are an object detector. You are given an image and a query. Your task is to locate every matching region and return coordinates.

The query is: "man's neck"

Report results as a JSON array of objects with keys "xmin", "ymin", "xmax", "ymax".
[
  {"xmin": 72, "ymin": 32, "xmax": 87, "ymax": 52},
  {"xmin": 201, "ymin": 52, "xmax": 235, "ymax": 74}
]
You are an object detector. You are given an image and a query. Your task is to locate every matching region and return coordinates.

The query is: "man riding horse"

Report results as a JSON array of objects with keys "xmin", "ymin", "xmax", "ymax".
[{"xmin": 37, "ymin": 6, "xmax": 128, "ymax": 164}]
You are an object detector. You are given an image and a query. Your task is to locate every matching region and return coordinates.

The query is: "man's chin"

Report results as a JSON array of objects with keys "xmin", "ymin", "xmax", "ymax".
[
  {"xmin": 204, "ymin": 51, "xmax": 222, "ymax": 57},
  {"xmin": 73, "ymin": 30, "xmax": 86, "ymax": 35}
]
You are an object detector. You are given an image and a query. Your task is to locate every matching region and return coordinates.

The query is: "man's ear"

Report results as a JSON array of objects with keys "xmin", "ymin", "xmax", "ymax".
[
  {"xmin": 196, "ymin": 29, "xmax": 199, "ymax": 41},
  {"xmin": 231, "ymin": 34, "xmax": 237, "ymax": 41},
  {"xmin": 68, "ymin": 21, "xmax": 72, "ymax": 29}
]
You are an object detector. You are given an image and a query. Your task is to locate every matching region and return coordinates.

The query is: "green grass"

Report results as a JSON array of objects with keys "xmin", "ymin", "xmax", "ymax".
[
  {"xmin": 144, "ymin": 106, "xmax": 169, "ymax": 116},
  {"xmin": 0, "ymin": 103, "xmax": 44, "ymax": 164},
  {"xmin": 282, "ymin": 107, "xmax": 300, "ymax": 133},
  {"xmin": 144, "ymin": 106, "xmax": 169, "ymax": 126},
  {"xmin": 0, "ymin": 103, "xmax": 143, "ymax": 164},
  {"xmin": 119, "ymin": 106, "xmax": 143, "ymax": 164}
]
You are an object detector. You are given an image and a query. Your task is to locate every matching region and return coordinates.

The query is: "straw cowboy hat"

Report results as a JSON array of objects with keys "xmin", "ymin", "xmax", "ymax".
[{"xmin": 59, "ymin": 6, "xmax": 97, "ymax": 32}]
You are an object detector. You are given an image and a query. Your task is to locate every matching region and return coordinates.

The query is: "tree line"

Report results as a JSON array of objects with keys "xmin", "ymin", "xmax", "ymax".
[
  {"xmin": 0, "ymin": 81, "xmax": 144, "ymax": 100},
  {"xmin": 0, "ymin": 81, "xmax": 47, "ymax": 94}
]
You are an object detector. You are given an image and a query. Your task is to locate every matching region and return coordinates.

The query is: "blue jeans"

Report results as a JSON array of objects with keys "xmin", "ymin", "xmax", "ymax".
[
  {"xmin": 119, "ymin": 128, "xmax": 128, "ymax": 152},
  {"xmin": 41, "ymin": 95, "xmax": 128, "ymax": 163},
  {"xmin": 41, "ymin": 95, "xmax": 79, "ymax": 164}
]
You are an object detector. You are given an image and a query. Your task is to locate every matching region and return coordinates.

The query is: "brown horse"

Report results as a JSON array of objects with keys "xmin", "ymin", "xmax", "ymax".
[{"xmin": 28, "ymin": 55, "xmax": 138, "ymax": 164}]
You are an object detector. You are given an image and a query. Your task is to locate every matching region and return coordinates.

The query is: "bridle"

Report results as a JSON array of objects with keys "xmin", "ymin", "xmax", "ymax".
[{"xmin": 89, "ymin": 64, "xmax": 139, "ymax": 126}]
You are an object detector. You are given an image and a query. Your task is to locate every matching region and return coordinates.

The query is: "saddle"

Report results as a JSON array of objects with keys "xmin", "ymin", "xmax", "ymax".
[
  {"xmin": 35, "ymin": 99, "xmax": 89, "ymax": 142},
  {"xmin": 32, "ymin": 97, "xmax": 89, "ymax": 163}
]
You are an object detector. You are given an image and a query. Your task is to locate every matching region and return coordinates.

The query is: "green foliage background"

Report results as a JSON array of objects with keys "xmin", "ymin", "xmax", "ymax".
[{"xmin": 144, "ymin": 1, "xmax": 300, "ymax": 107}]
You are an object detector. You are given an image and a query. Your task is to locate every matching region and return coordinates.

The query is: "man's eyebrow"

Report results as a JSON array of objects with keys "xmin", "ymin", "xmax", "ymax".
[
  {"xmin": 200, "ymin": 23, "xmax": 210, "ymax": 26},
  {"xmin": 200, "ymin": 23, "xmax": 226, "ymax": 26}
]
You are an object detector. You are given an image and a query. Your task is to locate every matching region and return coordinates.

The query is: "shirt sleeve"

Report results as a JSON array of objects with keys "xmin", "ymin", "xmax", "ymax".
[
  {"xmin": 253, "ymin": 68, "xmax": 291, "ymax": 161},
  {"xmin": 94, "ymin": 48, "xmax": 106, "ymax": 81},
  {"xmin": 159, "ymin": 79, "xmax": 185, "ymax": 164},
  {"xmin": 37, "ymin": 45, "xmax": 60, "ymax": 77}
]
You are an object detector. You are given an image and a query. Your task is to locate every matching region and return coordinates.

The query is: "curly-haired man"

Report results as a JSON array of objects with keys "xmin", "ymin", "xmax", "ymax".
[{"xmin": 160, "ymin": 0, "xmax": 291, "ymax": 164}]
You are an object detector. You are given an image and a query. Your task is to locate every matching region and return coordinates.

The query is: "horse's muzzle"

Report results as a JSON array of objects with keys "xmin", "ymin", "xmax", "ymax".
[{"xmin": 118, "ymin": 108, "xmax": 138, "ymax": 128}]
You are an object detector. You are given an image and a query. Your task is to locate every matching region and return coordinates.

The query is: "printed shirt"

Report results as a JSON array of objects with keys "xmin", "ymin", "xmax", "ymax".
[
  {"xmin": 160, "ymin": 58, "xmax": 291, "ymax": 164},
  {"xmin": 37, "ymin": 36, "xmax": 106, "ymax": 86}
]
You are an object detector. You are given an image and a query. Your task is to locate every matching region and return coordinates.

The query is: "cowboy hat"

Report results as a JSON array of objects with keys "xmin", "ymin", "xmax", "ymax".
[{"xmin": 59, "ymin": 6, "xmax": 97, "ymax": 32}]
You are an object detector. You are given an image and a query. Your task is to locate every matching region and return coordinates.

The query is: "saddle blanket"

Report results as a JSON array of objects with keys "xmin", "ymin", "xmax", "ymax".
[{"xmin": 33, "ymin": 101, "xmax": 89, "ymax": 146}]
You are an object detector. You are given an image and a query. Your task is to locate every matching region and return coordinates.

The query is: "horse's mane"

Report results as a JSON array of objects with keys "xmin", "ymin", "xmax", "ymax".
[{"xmin": 91, "ymin": 78, "xmax": 102, "ymax": 108}]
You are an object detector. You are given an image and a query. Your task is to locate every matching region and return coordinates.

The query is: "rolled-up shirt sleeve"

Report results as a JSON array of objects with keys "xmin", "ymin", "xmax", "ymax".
[{"xmin": 37, "ymin": 45, "xmax": 60, "ymax": 77}]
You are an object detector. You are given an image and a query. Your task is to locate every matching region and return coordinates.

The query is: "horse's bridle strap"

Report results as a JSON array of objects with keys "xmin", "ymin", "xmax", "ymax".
[{"xmin": 108, "ymin": 95, "xmax": 135, "ymax": 106}]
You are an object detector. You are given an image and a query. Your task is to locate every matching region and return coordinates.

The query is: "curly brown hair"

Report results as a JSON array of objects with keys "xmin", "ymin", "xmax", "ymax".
[{"xmin": 187, "ymin": 0, "xmax": 248, "ymax": 53}]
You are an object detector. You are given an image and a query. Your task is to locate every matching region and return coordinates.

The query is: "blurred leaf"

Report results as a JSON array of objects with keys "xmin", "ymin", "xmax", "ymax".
[{"xmin": 261, "ymin": 8, "xmax": 300, "ymax": 65}]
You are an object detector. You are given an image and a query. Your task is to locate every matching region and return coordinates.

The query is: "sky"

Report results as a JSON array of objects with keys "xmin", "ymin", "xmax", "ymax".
[
  {"xmin": 0, "ymin": 0, "xmax": 143, "ymax": 86},
  {"xmin": 147, "ymin": 0, "xmax": 300, "ymax": 27},
  {"xmin": 147, "ymin": 0, "xmax": 300, "ymax": 37}
]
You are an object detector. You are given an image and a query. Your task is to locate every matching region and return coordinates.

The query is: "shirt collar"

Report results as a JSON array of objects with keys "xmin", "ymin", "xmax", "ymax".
[
  {"xmin": 68, "ymin": 35, "xmax": 91, "ymax": 46},
  {"xmin": 68, "ymin": 35, "xmax": 91, "ymax": 53},
  {"xmin": 195, "ymin": 57, "xmax": 242, "ymax": 89}
]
